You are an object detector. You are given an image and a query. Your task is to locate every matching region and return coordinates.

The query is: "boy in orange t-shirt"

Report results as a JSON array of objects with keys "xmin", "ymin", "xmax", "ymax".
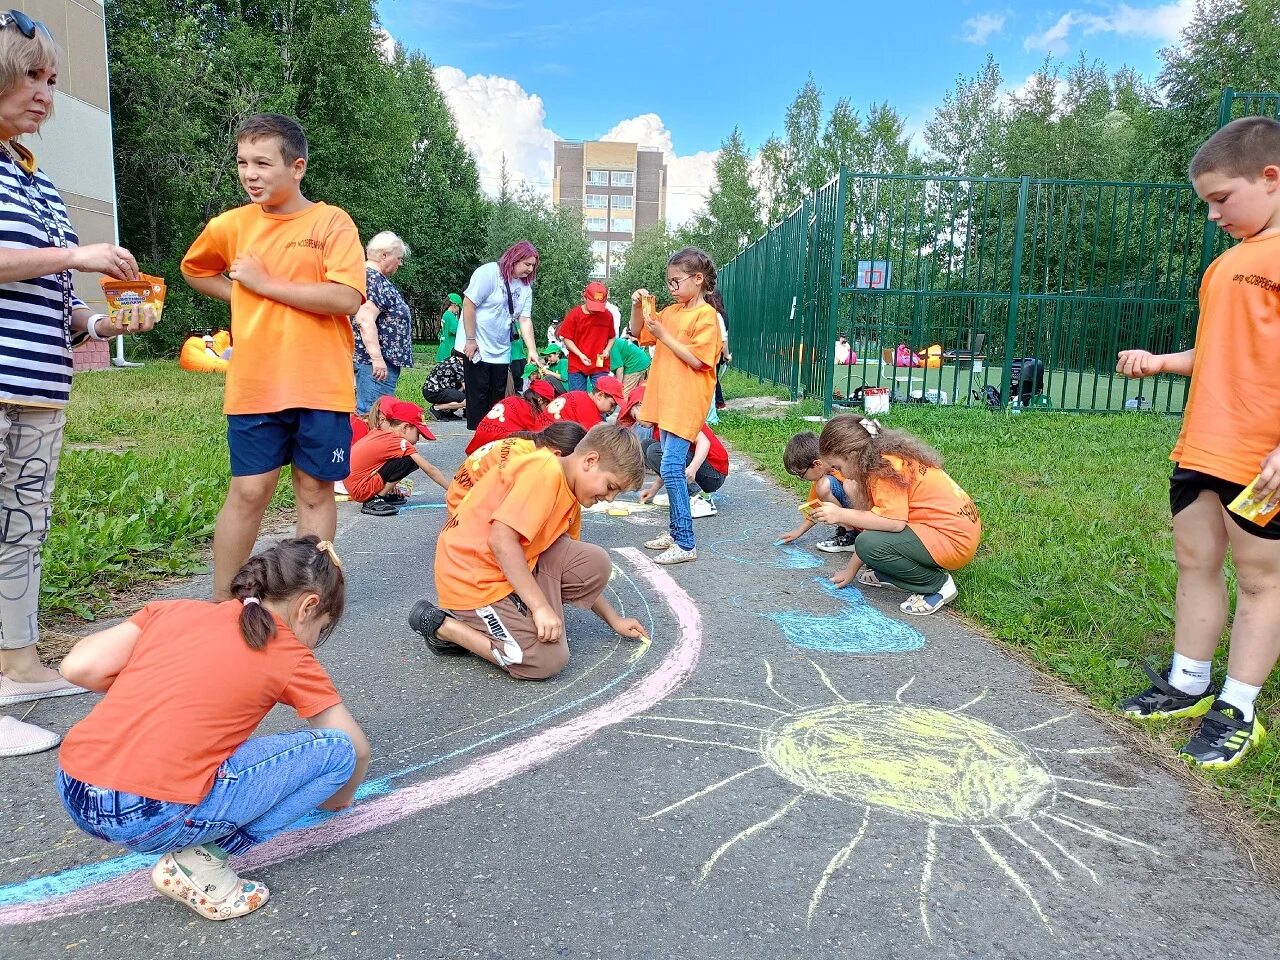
[
  {"xmin": 813, "ymin": 416, "xmax": 981, "ymax": 617},
  {"xmin": 180, "ymin": 114, "xmax": 366, "ymax": 600},
  {"xmin": 343, "ymin": 398, "xmax": 449, "ymax": 517},
  {"xmin": 409, "ymin": 424, "xmax": 647, "ymax": 680},
  {"xmin": 1114, "ymin": 116, "xmax": 1280, "ymax": 767},
  {"xmin": 629, "ymin": 247, "xmax": 722, "ymax": 565}
]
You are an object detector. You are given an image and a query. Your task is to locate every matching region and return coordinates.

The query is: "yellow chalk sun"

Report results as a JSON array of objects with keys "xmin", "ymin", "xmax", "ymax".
[{"xmin": 627, "ymin": 662, "xmax": 1155, "ymax": 941}]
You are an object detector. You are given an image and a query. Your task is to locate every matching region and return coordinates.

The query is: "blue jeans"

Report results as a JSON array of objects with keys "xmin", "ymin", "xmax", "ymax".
[
  {"xmin": 660, "ymin": 431, "xmax": 695, "ymax": 550},
  {"xmin": 57, "ymin": 730, "xmax": 356, "ymax": 857},
  {"xmin": 568, "ymin": 371, "xmax": 605, "ymax": 393},
  {"xmin": 355, "ymin": 362, "xmax": 401, "ymax": 416}
]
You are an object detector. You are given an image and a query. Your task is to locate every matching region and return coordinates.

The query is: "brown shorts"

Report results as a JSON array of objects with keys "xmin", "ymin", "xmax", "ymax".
[
  {"xmin": 622, "ymin": 370, "xmax": 646, "ymax": 399},
  {"xmin": 447, "ymin": 536, "xmax": 612, "ymax": 680}
]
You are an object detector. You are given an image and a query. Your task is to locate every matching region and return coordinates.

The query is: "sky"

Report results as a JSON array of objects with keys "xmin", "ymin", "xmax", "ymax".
[{"xmin": 376, "ymin": 0, "xmax": 1204, "ymax": 224}]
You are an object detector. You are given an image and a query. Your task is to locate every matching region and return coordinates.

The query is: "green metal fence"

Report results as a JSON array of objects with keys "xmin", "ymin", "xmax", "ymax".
[{"xmin": 720, "ymin": 88, "xmax": 1279, "ymax": 416}]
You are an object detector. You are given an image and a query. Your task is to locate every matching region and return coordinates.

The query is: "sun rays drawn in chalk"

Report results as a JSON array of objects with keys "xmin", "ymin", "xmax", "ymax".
[{"xmin": 625, "ymin": 662, "xmax": 1150, "ymax": 939}]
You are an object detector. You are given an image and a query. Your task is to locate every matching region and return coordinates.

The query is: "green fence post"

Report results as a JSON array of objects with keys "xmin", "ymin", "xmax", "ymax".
[
  {"xmin": 1004, "ymin": 175, "xmax": 1030, "ymax": 410},
  {"xmin": 823, "ymin": 169, "xmax": 849, "ymax": 418}
]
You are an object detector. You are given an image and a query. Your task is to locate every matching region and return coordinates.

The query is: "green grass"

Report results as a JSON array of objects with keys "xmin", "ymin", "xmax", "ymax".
[{"xmin": 713, "ymin": 389, "xmax": 1280, "ymax": 823}]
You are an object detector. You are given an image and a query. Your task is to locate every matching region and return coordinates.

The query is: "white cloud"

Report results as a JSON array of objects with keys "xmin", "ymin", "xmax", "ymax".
[
  {"xmin": 433, "ymin": 66, "xmax": 718, "ymax": 227},
  {"xmin": 1024, "ymin": 1, "xmax": 1198, "ymax": 54},
  {"xmin": 600, "ymin": 114, "xmax": 719, "ymax": 227},
  {"xmin": 962, "ymin": 13, "xmax": 1006, "ymax": 45},
  {"xmin": 433, "ymin": 66, "xmax": 558, "ymax": 195},
  {"xmin": 375, "ymin": 28, "xmax": 396, "ymax": 63}
]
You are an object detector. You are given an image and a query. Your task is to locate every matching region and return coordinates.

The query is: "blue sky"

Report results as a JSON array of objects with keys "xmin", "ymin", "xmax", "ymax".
[{"xmin": 376, "ymin": 0, "xmax": 1197, "ymax": 220}]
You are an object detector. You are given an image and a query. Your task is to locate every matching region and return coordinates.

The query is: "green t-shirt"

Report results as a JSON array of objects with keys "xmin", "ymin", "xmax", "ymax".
[
  {"xmin": 525, "ymin": 357, "xmax": 569, "ymax": 382},
  {"xmin": 609, "ymin": 337, "xmax": 651, "ymax": 375},
  {"xmin": 436, "ymin": 309, "xmax": 459, "ymax": 362}
]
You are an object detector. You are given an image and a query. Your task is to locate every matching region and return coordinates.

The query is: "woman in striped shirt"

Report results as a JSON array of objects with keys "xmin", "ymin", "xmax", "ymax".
[{"xmin": 0, "ymin": 15, "xmax": 156, "ymax": 757}]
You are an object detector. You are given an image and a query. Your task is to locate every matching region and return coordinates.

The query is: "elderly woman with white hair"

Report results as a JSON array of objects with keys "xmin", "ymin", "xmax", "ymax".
[{"xmin": 350, "ymin": 231, "xmax": 414, "ymax": 415}]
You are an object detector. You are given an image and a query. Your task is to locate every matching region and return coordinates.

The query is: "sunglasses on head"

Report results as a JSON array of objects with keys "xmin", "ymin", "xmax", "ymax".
[{"xmin": 0, "ymin": 10, "xmax": 51, "ymax": 40}]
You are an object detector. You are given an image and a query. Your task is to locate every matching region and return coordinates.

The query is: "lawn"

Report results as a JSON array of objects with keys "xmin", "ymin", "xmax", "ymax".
[
  {"xmin": 45, "ymin": 356, "xmax": 1278, "ymax": 829},
  {"xmin": 716, "ymin": 369, "xmax": 1279, "ymax": 828}
]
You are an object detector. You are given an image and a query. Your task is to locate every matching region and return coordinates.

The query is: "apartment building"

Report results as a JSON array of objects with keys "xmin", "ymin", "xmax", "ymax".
[
  {"xmin": 552, "ymin": 140, "xmax": 667, "ymax": 279},
  {"xmin": 27, "ymin": 0, "xmax": 118, "ymax": 370}
]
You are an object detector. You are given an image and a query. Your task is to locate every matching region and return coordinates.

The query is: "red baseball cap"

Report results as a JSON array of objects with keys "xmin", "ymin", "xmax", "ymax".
[
  {"xmin": 529, "ymin": 379, "xmax": 556, "ymax": 400},
  {"xmin": 592, "ymin": 374, "xmax": 624, "ymax": 405},
  {"xmin": 583, "ymin": 281, "xmax": 609, "ymax": 313},
  {"xmin": 378, "ymin": 396, "xmax": 435, "ymax": 440},
  {"xmin": 618, "ymin": 383, "xmax": 646, "ymax": 423}
]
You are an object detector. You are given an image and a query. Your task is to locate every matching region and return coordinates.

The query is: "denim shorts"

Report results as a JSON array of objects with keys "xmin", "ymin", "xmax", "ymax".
[
  {"xmin": 824, "ymin": 475, "xmax": 850, "ymax": 508},
  {"xmin": 354, "ymin": 362, "xmax": 400, "ymax": 416},
  {"xmin": 227, "ymin": 409, "xmax": 353, "ymax": 481}
]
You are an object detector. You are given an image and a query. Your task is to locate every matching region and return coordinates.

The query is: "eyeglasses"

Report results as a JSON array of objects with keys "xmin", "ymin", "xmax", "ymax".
[
  {"xmin": 666, "ymin": 275, "xmax": 698, "ymax": 290},
  {"xmin": 0, "ymin": 10, "xmax": 51, "ymax": 40}
]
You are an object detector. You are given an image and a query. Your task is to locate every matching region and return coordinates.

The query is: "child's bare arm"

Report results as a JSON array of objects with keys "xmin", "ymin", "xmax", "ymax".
[
  {"xmin": 489, "ymin": 521, "xmax": 560, "ymax": 641},
  {"xmin": 1117, "ymin": 348, "xmax": 1193, "ymax": 379},
  {"xmin": 779, "ymin": 518, "xmax": 814, "ymax": 543},
  {"xmin": 589, "ymin": 596, "xmax": 647, "ymax": 640},
  {"xmin": 830, "ymin": 554, "xmax": 864, "ymax": 588},
  {"xmin": 308, "ymin": 703, "xmax": 370, "ymax": 811},
  {"xmin": 408, "ymin": 449, "xmax": 450, "ymax": 490},
  {"xmin": 184, "ymin": 272, "xmax": 233, "ymax": 304},
  {"xmin": 59, "ymin": 620, "xmax": 143, "ymax": 692},
  {"xmin": 811, "ymin": 503, "xmax": 906, "ymax": 533}
]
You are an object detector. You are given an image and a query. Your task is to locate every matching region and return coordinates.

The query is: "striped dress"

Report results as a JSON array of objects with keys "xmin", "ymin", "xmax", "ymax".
[{"xmin": 0, "ymin": 141, "xmax": 84, "ymax": 408}]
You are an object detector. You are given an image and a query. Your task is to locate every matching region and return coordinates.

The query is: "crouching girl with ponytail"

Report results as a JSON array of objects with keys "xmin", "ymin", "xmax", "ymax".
[{"xmin": 55, "ymin": 537, "xmax": 369, "ymax": 921}]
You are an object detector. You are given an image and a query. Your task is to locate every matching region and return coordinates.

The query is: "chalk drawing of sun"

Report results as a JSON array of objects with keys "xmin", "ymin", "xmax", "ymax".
[{"xmin": 626, "ymin": 660, "xmax": 1154, "ymax": 939}]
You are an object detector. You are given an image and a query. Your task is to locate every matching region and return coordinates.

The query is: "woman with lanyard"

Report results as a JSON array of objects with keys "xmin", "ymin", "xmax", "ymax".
[
  {"xmin": 0, "ymin": 13, "xmax": 156, "ymax": 756},
  {"xmin": 456, "ymin": 241, "xmax": 545, "ymax": 430}
]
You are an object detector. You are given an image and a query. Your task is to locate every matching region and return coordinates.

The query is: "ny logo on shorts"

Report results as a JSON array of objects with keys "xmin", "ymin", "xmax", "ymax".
[{"xmin": 331, "ymin": 448, "xmax": 345, "ymax": 464}]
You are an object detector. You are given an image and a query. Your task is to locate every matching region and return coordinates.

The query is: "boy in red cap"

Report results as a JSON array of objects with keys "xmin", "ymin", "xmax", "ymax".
[
  {"xmin": 537, "ymin": 375, "xmax": 624, "ymax": 431},
  {"xmin": 557, "ymin": 282, "xmax": 616, "ymax": 393},
  {"xmin": 344, "ymin": 397, "xmax": 450, "ymax": 516}
]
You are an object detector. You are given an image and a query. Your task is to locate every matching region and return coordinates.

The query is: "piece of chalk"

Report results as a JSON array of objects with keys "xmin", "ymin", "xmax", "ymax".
[
  {"xmin": 773, "ymin": 539, "xmax": 785, "ymax": 546},
  {"xmin": 608, "ymin": 507, "xmax": 630, "ymax": 516}
]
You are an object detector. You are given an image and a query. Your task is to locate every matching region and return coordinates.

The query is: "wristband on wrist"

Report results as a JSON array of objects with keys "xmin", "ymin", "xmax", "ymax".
[{"xmin": 85, "ymin": 313, "xmax": 109, "ymax": 341}]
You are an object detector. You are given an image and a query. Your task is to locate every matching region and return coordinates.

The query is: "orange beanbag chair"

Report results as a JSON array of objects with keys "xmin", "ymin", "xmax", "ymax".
[{"xmin": 179, "ymin": 335, "xmax": 230, "ymax": 373}]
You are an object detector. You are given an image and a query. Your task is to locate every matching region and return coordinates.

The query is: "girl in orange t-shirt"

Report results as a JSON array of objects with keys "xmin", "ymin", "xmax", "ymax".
[
  {"xmin": 811, "ymin": 415, "xmax": 982, "ymax": 616},
  {"xmin": 55, "ymin": 537, "xmax": 369, "ymax": 921},
  {"xmin": 629, "ymin": 246, "xmax": 723, "ymax": 566}
]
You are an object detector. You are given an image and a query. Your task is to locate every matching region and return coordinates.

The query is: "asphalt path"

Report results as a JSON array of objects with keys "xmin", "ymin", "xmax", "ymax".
[{"xmin": 3, "ymin": 422, "xmax": 1278, "ymax": 959}]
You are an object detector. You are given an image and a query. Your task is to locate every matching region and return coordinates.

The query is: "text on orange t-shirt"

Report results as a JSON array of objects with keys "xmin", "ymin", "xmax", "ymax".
[
  {"xmin": 867, "ymin": 455, "xmax": 982, "ymax": 570},
  {"xmin": 180, "ymin": 202, "xmax": 366, "ymax": 416},
  {"xmin": 435, "ymin": 448, "xmax": 582, "ymax": 610},
  {"xmin": 1171, "ymin": 232, "xmax": 1280, "ymax": 485},
  {"xmin": 446, "ymin": 436, "xmax": 537, "ymax": 514},
  {"xmin": 638, "ymin": 302, "xmax": 721, "ymax": 441},
  {"xmin": 58, "ymin": 599, "xmax": 340, "ymax": 805}
]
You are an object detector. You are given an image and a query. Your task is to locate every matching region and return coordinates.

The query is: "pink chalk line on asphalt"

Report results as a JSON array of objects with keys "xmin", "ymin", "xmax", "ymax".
[{"xmin": 0, "ymin": 547, "xmax": 702, "ymax": 926}]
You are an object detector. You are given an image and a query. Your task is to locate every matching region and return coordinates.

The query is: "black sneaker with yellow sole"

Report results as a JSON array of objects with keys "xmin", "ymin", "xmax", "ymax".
[
  {"xmin": 1117, "ymin": 663, "xmax": 1215, "ymax": 719},
  {"xmin": 1179, "ymin": 701, "xmax": 1267, "ymax": 768}
]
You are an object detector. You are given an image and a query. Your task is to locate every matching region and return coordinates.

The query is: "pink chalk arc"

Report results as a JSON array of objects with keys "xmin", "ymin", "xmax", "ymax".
[{"xmin": 0, "ymin": 548, "xmax": 702, "ymax": 927}]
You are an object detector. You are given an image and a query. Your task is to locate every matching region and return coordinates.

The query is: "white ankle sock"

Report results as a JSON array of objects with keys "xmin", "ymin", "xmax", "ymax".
[
  {"xmin": 1168, "ymin": 653, "xmax": 1211, "ymax": 695},
  {"xmin": 171, "ymin": 844, "xmax": 241, "ymax": 901},
  {"xmin": 1218, "ymin": 676, "xmax": 1262, "ymax": 721}
]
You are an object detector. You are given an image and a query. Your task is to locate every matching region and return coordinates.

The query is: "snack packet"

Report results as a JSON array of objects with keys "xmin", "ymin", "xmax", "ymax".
[
  {"xmin": 100, "ymin": 273, "xmax": 166, "ymax": 328},
  {"xmin": 640, "ymin": 293, "xmax": 656, "ymax": 322},
  {"xmin": 1228, "ymin": 475, "xmax": 1280, "ymax": 527},
  {"xmin": 798, "ymin": 498, "xmax": 822, "ymax": 518}
]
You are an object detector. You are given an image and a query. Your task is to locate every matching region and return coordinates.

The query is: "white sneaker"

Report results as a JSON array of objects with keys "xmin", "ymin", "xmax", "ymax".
[
  {"xmin": 654, "ymin": 544, "xmax": 697, "ymax": 565},
  {"xmin": 652, "ymin": 492, "xmax": 670, "ymax": 506},
  {"xmin": 689, "ymin": 495, "xmax": 717, "ymax": 518},
  {"xmin": 644, "ymin": 532, "xmax": 675, "ymax": 550}
]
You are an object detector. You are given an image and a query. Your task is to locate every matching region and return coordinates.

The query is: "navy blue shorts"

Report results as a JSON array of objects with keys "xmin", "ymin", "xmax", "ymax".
[{"xmin": 227, "ymin": 409, "xmax": 353, "ymax": 481}]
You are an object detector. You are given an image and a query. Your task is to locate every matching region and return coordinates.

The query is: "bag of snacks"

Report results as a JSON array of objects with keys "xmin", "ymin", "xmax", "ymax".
[{"xmin": 100, "ymin": 273, "xmax": 166, "ymax": 328}]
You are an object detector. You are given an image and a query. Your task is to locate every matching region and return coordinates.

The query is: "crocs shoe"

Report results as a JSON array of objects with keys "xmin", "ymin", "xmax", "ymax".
[
  {"xmin": 0, "ymin": 716, "xmax": 61, "ymax": 756},
  {"xmin": 151, "ymin": 852, "xmax": 269, "ymax": 921},
  {"xmin": 0, "ymin": 673, "xmax": 89, "ymax": 706},
  {"xmin": 1179, "ymin": 702, "xmax": 1267, "ymax": 768},
  {"xmin": 644, "ymin": 532, "xmax": 675, "ymax": 551},
  {"xmin": 654, "ymin": 544, "xmax": 697, "ymax": 565},
  {"xmin": 1118, "ymin": 664, "xmax": 1216, "ymax": 719},
  {"xmin": 899, "ymin": 575, "xmax": 957, "ymax": 616}
]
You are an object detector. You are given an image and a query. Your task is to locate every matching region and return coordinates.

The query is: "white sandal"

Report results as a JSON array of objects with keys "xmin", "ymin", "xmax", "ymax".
[{"xmin": 900, "ymin": 575, "xmax": 957, "ymax": 616}]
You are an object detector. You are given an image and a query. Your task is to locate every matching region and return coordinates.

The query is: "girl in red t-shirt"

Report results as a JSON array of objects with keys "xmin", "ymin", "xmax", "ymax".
[{"xmin": 56, "ymin": 537, "xmax": 368, "ymax": 921}]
